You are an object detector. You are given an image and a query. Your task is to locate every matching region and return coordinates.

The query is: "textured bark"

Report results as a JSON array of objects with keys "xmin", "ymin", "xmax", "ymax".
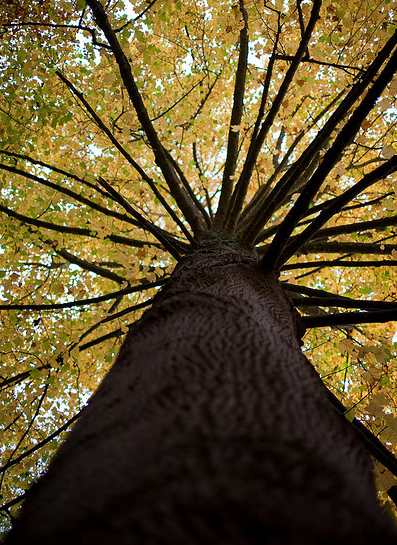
[{"xmin": 7, "ymin": 238, "xmax": 397, "ymax": 544}]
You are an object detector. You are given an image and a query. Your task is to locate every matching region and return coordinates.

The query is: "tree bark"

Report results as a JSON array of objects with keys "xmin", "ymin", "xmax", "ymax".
[{"xmin": 7, "ymin": 237, "xmax": 397, "ymax": 544}]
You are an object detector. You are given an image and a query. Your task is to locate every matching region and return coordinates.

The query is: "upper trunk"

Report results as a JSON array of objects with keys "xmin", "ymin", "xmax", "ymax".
[{"xmin": 7, "ymin": 236, "xmax": 397, "ymax": 544}]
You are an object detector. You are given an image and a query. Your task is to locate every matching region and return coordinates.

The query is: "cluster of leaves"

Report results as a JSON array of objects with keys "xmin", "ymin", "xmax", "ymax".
[{"xmin": 1, "ymin": 0, "xmax": 397, "ymax": 531}]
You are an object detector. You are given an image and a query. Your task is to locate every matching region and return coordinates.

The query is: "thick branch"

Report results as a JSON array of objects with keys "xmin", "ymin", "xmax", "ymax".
[
  {"xmin": 85, "ymin": 0, "xmax": 205, "ymax": 237},
  {"xmin": 238, "ymin": 91, "xmax": 346, "ymax": 235},
  {"xmin": 0, "ymin": 162, "xmax": 141, "ymax": 229},
  {"xmin": 261, "ymin": 43, "xmax": 397, "ymax": 271},
  {"xmin": 226, "ymin": 0, "xmax": 322, "ymax": 232},
  {"xmin": 0, "ymin": 150, "xmax": 109, "ymax": 199},
  {"xmin": 0, "ymin": 203, "xmax": 157, "ymax": 248},
  {"xmin": 327, "ymin": 391, "xmax": 397, "ymax": 487},
  {"xmin": 281, "ymin": 156, "xmax": 397, "ymax": 257},
  {"xmin": 213, "ymin": 0, "xmax": 249, "ymax": 230},
  {"xmin": 0, "ymin": 278, "xmax": 167, "ymax": 311},
  {"xmin": 301, "ymin": 241, "xmax": 397, "ymax": 256},
  {"xmin": 97, "ymin": 177, "xmax": 182, "ymax": 259},
  {"xmin": 244, "ymin": 29, "xmax": 397, "ymax": 245},
  {"xmin": 52, "ymin": 246, "xmax": 126, "ymax": 284},
  {"xmin": 56, "ymin": 71, "xmax": 193, "ymax": 243},
  {"xmin": 303, "ymin": 309, "xmax": 397, "ymax": 327},
  {"xmin": 282, "ymin": 258, "xmax": 397, "ymax": 270},
  {"xmin": 292, "ymin": 296, "xmax": 397, "ymax": 311}
]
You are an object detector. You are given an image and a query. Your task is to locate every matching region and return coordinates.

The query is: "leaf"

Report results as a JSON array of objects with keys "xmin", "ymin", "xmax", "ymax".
[{"xmin": 381, "ymin": 145, "xmax": 397, "ymax": 159}]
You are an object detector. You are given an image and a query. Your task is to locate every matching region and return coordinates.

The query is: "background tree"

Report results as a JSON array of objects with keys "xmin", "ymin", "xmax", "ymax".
[{"xmin": 1, "ymin": 0, "xmax": 397, "ymax": 541}]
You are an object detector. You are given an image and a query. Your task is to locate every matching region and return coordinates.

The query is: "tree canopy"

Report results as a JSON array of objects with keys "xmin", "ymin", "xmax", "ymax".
[{"xmin": 1, "ymin": 0, "xmax": 397, "ymax": 531}]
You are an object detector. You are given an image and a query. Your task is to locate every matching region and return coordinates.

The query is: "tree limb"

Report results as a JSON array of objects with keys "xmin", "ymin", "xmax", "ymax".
[
  {"xmin": 226, "ymin": 0, "xmax": 322, "ymax": 232},
  {"xmin": 281, "ymin": 156, "xmax": 397, "ymax": 257},
  {"xmin": 56, "ymin": 70, "xmax": 194, "ymax": 243},
  {"xmin": 85, "ymin": 0, "xmax": 205, "ymax": 237},
  {"xmin": 303, "ymin": 309, "xmax": 397, "ymax": 327},
  {"xmin": 213, "ymin": 0, "xmax": 249, "ymax": 229},
  {"xmin": 244, "ymin": 29, "xmax": 397, "ymax": 245},
  {"xmin": 261, "ymin": 41, "xmax": 397, "ymax": 271}
]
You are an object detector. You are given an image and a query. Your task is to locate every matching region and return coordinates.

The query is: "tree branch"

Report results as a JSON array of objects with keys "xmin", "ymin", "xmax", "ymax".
[
  {"xmin": 0, "ymin": 162, "xmax": 142, "ymax": 229},
  {"xmin": 303, "ymin": 309, "xmax": 397, "ymax": 327},
  {"xmin": 281, "ymin": 156, "xmax": 397, "ymax": 258},
  {"xmin": 97, "ymin": 177, "xmax": 182, "ymax": 259},
  {"xmin": 226, "ymin": 0, "xmax": 322, "ymax": 232},
  {"xmin": 292, "ymin": 296, "xmax": 397, "ymax": 311},
  {"xmin": 0, "ymin": 203, "xmax": 159, "ymax": 248},
  {"xmin": 301, "ymin": 241, "xmax": 397, "ymax": 256},
  {"xmin": 0, "ymin": 278, "xmax": 167, "ymax": 311},
  {"xmin": 244, "ymin": 29, "xmax": 397, "ymax": 245},
  {"xmin": 261, "ymin": 41, "xmax": 397, "ymax": 271},
  {"xmin": 282, "ymin": 258, "xmax": 397, "ymax": 271},
  {"xmin": 56, "ymin": 70, "xmax": 194, "ymax": 243},
  {"xmin": 0, "ymin": 412, "xmax": 81, "ymax": 476},
  {"xmin": 213, "ymin": 0, "xmax": 249, "ymax": 230},
  {"xmin": 85, "ymin": 0, "xmax": 205, "ymax": 237},
  {"xmin": 0, "ymin": 150, "xmax": 109, "ymax": 199}
]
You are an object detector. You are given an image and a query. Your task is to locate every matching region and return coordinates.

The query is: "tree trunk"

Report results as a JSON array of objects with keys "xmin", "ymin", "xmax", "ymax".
[{"xmin": 7, "ymin": 237, "xmax": 397, "ymax": 544}]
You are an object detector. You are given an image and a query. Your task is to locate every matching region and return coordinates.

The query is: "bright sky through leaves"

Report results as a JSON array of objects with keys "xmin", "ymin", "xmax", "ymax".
[{"xmin": 1, "ymin": 0, "xmax": 397, "ymax": 529}]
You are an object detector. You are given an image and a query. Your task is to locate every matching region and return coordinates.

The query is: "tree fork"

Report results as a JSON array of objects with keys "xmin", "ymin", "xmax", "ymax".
[{"xmin": 6, "ymin": 237, "xmax": 397, "ymax": 544}]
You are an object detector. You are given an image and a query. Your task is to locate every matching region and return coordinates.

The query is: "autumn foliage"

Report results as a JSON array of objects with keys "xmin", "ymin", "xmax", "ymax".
[{"xmin": 1, "ymin": 0, "xmax": 397, "ymax": 532}]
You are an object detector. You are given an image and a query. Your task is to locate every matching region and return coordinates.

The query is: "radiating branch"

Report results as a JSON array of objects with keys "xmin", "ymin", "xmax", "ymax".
[
  {"xmin": 97, "ymin": 177, "xmax": 182, "ymax": 259},
  {"xmin": 282, "ymin": 258, "xmax": 397, "ymax": 271},
  {"xmin": 0, "ymin": 150, "xmax": 109, "ymax": 200},
  {"xmin": 0, "ymin": 278, "xmax": 167, "ymax": 311},
  {"xmin": 244, "ymin": 30, "xmax": 397, "ymax": 245},
  {"xmin": 292, "ymin": 296, "xmax": 397, "ymax": 311},
  {"xmin": 163, "ymin": 149, "xmax": 211, "ymax": 228},
  {"xmin": 56, "ymin": 71, "xmax": 194, "ymax": 243},
  {"xmin": 303, "ymin": 309, "xmax": 397, "ymax": 327},
  {"xmin": 213, "ymin": 0, "xmax": 249, "ymax": 230},
  {"xmin": 85, "ymin": 0, "xmax": 205, "ymax": 237},
  {"xmin": 301, "ymin": 241, "xmax": 397, "ymax": 256},
  {"xmin": 0, "ymin": 412, "xmax": 81, "ymax": 476},
  {"xmin": 274, "ymin": 54, "xmax": 366, "ymax": 74},
  {"xmin": 238, "ymin": 97, "xmax": 343, "ymax": 235},
  {"xmin": 52, "ymin": 246, "xmax": 127, "ymax": 284},
  {"xmin": 261, "ymin": 42, "xmax": 397, "ymax": 272},
  {"xmin": 280, "ymin": 156, "xmax": 397, "ymax": 260},
  {"xmin": 0, "ymin": 162, "xmax": 141, "ymax": 229},
  {"xmin": 0, "ymin": 203, "xmax": 160, "ymax": 248},
  {"xmin": 226, "ymin": 0, "xmax": 321, "ymax": 232},
  {"xmin": 327, "ymin": 391, "xmax": 397, "ymax": 484}
]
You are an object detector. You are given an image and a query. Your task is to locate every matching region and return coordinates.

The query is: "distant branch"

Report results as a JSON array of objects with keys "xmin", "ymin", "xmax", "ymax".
[
  {"xmin": 274, "ymin": 54, "xmax": 365, "ymax": 74},
  {"xmin": 0, "ymin": 22, "xmax": 111, "ymax": 49},
  {"xmin": 0, "ymin": 412, "xmax": 81, "ymax": 476}
]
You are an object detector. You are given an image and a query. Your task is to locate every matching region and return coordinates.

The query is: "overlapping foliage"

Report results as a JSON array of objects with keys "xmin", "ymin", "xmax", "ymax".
[{"xmin": 1, "ymin": 0, "xmax": 397, "ymax": 532}]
